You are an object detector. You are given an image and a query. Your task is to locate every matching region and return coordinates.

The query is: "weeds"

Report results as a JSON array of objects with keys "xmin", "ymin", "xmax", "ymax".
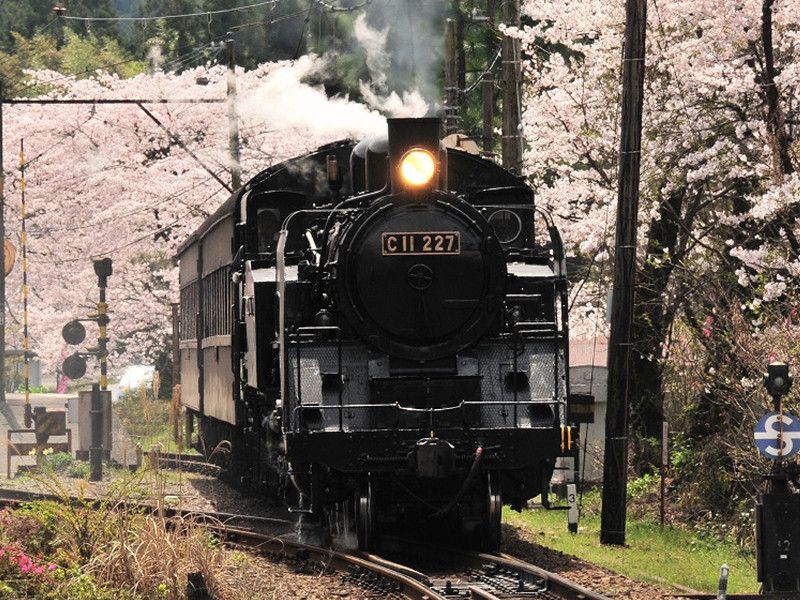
[
  {"xmin": 86, "ymin": 514, "xmax": 224, "ymax": 600},
  {"xmin": 0, "ymin": 464, "xmax": 232, "ymax": 599}
]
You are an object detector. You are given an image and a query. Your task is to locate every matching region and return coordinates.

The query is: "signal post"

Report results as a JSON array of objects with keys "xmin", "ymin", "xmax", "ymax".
[{"xmin": 61, "ymin": 259, "xmax": 113, "ymax": 481}]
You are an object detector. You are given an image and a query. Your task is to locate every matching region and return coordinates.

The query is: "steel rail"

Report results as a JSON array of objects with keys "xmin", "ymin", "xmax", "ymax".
[
  {"xmin": 152, "ymin": 452, "xmax": 222, "ymax": 474},
  {"xmin": 218, "ymin": 527, "xmax": 446, "ymax": 600},
  {"xmin": 375, "ymin": 536, "xmax": 611, "ymax": 600}
]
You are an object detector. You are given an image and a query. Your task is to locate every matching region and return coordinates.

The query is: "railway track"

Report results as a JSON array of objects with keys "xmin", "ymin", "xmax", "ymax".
[
  {"xmin": 149, "ymin": 451, "xmax": 223, "ymax": 475},
  {"xmin": 0, "ymin": 486, "xmax": 609, "ymax": 599},
  {"xmin": 211, "ymin": 527, "xmax": 610, "ymax": 600},
  {"xmin": 359, "ymin": 536, "xmax": 609, "ymax": 600}
]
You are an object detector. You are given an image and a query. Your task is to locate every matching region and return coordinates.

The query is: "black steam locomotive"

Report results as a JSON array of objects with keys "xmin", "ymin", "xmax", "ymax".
[{"xmin": 177, "ymin": 118, "xmax": 582, "ymax": 549}]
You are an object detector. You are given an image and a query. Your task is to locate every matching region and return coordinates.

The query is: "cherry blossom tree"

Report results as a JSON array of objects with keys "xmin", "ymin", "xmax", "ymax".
[
  {"xmin": 512, "ymin": 0, "xmax": 799, "ymax": 478},
  {"xmin": 1, "ymin": 57, "xmax": 387, "ymax": 378}
]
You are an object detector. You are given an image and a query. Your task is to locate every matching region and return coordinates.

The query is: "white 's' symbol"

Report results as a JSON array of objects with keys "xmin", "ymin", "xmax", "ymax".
[{"xmin": 754, "ymin": 414, "xmax": 800, "ymax": 457}]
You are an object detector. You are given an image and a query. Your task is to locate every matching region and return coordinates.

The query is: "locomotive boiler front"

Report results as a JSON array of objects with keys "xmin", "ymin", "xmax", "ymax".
[{"xmin": 333, "ymin": 194, "xmax": 507, "ymax": 361}]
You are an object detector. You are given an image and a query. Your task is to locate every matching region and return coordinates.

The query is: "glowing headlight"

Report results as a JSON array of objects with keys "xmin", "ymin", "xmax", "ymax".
[{"xmin": 399, "ymin": 148, "xmax": 436, "ymax": 187}]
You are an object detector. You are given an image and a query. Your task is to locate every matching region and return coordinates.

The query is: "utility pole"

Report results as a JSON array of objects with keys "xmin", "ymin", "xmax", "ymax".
[
  {"xmin": 600, "ymin": 0, "xmax": 647, "ymax": 546},
  {"xmin": 452, "ymin": 0, "xmax": 466, "ymax": 94},
  {"xmin": 226, "ymin": 34, "xmax": 242, "ymax": 191},
  {"xmin": 0, "ymin": 82, "xmax": 5, "ymax": 405},
  {"xmin": 482, "ymin": 0, "xmax": 496, "ymax": 155},
  {"xmin": 501, "ymin": 0, "xmax": 522, "ymax": 173},
  {"xmin": 52, "ymin": 4, "xmax": 67, "ymax": 46},
  {"xmin": 444, "ymin": 19, "xmax": 459, "ymax": 134},
  {"xmin": 482, "ymin": 75, "xmax": 495, "ymax": 154}
]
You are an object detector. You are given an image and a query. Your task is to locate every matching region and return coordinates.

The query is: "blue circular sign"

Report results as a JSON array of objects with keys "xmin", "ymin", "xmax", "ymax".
[{"xmin": 754, "ymin": 412, "xmax": 800, "ymax": 459}]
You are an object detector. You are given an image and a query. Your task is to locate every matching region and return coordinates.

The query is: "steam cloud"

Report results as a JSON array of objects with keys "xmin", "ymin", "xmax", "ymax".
[
  {"xmin": 240, "ymin": 2, "xmax": 447, "ymax": 139},
  {"xmin": 239, "ymin": 55, "xmax": 387, "ymax": 139},
  {"xmin": 354, "ymin": 13, "xmax": 430, "ymax": 118}
]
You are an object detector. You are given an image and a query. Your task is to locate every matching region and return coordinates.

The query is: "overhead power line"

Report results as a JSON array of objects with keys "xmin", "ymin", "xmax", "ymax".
[
  {"xmin": 312, "ymin": 0, "xmax": 371, "ymax": 12},
  {"xmin": 61, "ymin": 0, "xmax": 283, "ymax": 22}
]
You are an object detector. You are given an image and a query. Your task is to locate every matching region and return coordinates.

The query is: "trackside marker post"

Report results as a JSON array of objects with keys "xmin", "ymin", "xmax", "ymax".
[{"xmin": 716, "ymin": 564, "xmax": 728, "ymax": 600}]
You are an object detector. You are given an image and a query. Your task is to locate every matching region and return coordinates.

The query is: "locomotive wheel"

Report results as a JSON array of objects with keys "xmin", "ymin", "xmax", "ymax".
[
  {"xmin": 481, "ymin": 472, "xmax": 502, "ymax": 551},
  {"xmin": 356, "ymin": 479, "xmax": 376, "ymax": 550}
]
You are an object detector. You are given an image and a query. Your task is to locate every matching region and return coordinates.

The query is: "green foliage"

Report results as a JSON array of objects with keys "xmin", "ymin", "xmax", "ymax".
[
  {"xmin": 0, "ymin": 29, "xmax": 145, "ymax": 96},
  {"xmin": 67, "ymin": 461, "xmax": 91, "ymax": 480},
  {"xmin": 0, "ymin": 1, "xmax": 119, "ymax": 48},
  {"xmin": 40, "ymin": 451, "xmax": 73, "ymax": 474},
  {"xmin": 19, "ymin": 469, "xmax": 149, "ymax": 566},
  {"xmin": 60, "ymin": 30, "xmax": 144, "ymax": 79},
  {"xmin": 627, "ymin": 472, "xmax": 660, "ymax": 501},
  {"xmin": 17, "ymin": 384, "xmax": 50, "ymax": 393},
  {"xmin": 669, "ymin": 432, "xmax": 694, "ymax": 470}
]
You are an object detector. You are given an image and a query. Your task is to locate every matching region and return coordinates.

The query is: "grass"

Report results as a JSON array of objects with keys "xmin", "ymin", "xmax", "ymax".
[{"xmin": 504, "ymin": 498, "xmax": 759, "ymax": 594}]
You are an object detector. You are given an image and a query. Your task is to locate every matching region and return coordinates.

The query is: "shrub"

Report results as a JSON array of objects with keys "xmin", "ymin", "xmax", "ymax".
[
  {"xmin": 41, "ymin": 451, "xmax": 73, "ymax": 474},
  {"xmin": 67, "ymin": 461, "xmax": 91, "ymax": 479}
]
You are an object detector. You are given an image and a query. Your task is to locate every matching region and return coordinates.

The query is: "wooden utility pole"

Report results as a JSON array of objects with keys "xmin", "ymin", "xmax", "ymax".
[
  {"xmin": 226, "ymin": 34, "xmax": 242, "ymax": 190},
  {"xmin": 600, "ymin": 0, "xmax": 647, "ymax": 546},
  {"xmin": 482, "ymin": 0, "xmax": 496, "ymax": 155},
  {"xmin": 171, "ymin": 303, "xmax": 181, "ymax": 387},
  {"xmin": 482, "ymin": 75, "xmax": 495, "ymax": 153},
  {"xmin": 501, "ymin": 0, "xmax": 522, "ymax": 173},
  {"xmin": 171, "ymin": 302, "xmax": 181, "ymax": 443},
  {"xmin": 444, "ymin": 18, "xmax": 459, "ymax": 134},
  {"xmin": 452, "ymin": 0, "xmax": 466, "ymax": 93},
  {"xmin": 0, "ymin": 82, "xmax": 5, "ymax": 405}
]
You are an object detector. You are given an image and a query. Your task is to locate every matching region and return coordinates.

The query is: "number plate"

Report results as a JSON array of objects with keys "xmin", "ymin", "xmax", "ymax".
[{"xmin": 381, "ymin": 232, "xmax": 461, "ymax": 256}]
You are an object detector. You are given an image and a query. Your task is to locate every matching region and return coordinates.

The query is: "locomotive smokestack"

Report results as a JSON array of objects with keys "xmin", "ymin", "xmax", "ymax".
[{"xmin": 387, "ymin": 118, "xmax": 446, "ymax": 192}]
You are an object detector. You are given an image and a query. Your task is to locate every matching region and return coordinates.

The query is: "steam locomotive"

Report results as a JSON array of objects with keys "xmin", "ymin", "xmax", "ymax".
[{"xmin": 177, "ymin": 118, "xmax": 583, "ymax": 550}]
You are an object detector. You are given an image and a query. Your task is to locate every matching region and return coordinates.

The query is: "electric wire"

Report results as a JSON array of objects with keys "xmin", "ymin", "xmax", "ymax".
[
  {"xmin": 30, "ymin": 175, "xmax": 218, "ymax": 236},
  {"xmin": 293, "ymin": 6, "xmax": 314, "ymax": 60},
  {"xmin": 61, "ymin": 0, "xmax": 284, "ymax": 22},
  {"xmin": 312, "ymin": 0, "xmax": 371, "ymax": 12}
]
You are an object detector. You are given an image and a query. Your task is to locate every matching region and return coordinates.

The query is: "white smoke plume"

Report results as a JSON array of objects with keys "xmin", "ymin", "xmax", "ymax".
[
  {"xmin": 353, "ymin": 14, "xmax": 389, "ymax": 93},
  {"xmin": 352, "ymin": 13, "xmax": 432, "ymax": 118},
  {"xmin": 147, "ymin": 45, "xmax": 164, "ymax": 71},
  {"xmin": 239, "ymin": 55, "xmax": 387, "ymax": 139},
  {"xmin": 359, "ymin": 84, "xmax": 429, "ymax": 118}
]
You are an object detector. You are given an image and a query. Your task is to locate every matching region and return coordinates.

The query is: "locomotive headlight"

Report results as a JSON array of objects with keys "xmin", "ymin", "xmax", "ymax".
[{"xmin": 399, "ymin": 148, "xmax": 436, "ymax": 187}]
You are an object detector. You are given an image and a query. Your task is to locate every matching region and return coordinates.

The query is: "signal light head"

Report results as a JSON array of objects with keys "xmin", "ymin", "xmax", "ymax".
[{"xmin": 399, "ymin": 148, "xmax": 436, "ymax": 188}]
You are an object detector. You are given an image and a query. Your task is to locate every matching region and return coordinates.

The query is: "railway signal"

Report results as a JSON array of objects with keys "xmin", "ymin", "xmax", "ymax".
[{"xmin": 60, "ymin": 259, "xmax": 112, "ymax": 387}]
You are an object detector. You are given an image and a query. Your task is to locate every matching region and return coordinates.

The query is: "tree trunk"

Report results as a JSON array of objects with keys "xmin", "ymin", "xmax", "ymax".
[
  {"xmin": 630, "ymin": 188, "xmax": 685, "ymax": 468},
  {"xmin": 761, "ymin": 0, "xmax": 794, "ymax": 179}
]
